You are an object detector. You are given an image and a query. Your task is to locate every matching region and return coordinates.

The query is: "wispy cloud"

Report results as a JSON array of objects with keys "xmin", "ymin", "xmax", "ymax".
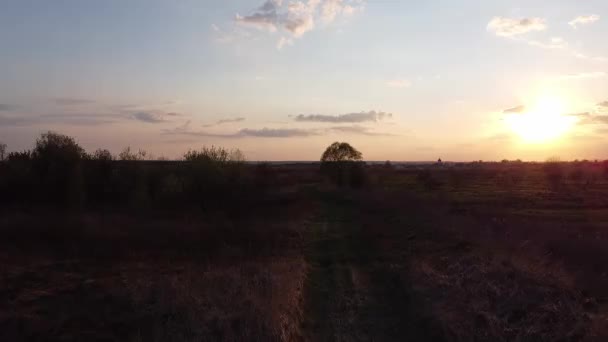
[
  {"xmin": 41, "ymin": 113, "xmax": 124, "ymax": 126},
  {"xmin": 386, "ymin": 79, "xmax": 411, "ymax": 88},
  {"xmin": 235, "ymin": 0, "xmax": 365, "ymax": 49},
  {"xmin": 163, "ymin": 125, "xmax": 318, "ymax": 138},
  {"xmin": 328, "ymin": 125, "xmax": 397, "ymax": 136},
  {"xmin": 132, "ymin": 112, "xmax": 166, "ymax": 123},
  {"xmin": 131, "ymin": 111, "xmax": 182, "ymax": 123},
  {"xmin": 239, "ymin": 127, "xmax": 316, "ymax": 137},
  {"xmin": 488, "ymin": 16, "xmax": 607, "ymax": 62},
  {"xmin": 569, "ymin": 15, "xmax": 600, "ymax": 29},
  {"xmin": 163, "ymin": 122, "xmax": 395, "ymax": 138},
  {"xmin": 503, "ymin": 105, "xmax": 526, "ymax": 114},
  {"xmin": 0, "ymin": 112, "xmax": 123, "ymax": 127},
  {"xmin": 578, "ymin": 115, "xmax": 608, "ymax": 125},
  {"xmin": 53, "ymin": 98, "xmax": 96, "ymax": 106},
  {"xmin": 202, "ymin": 117, "xmax": 246, "ymax": 127},
  {"xmin": 294, "ymin": 110, "xmax": 392, "ymax": 123},
  {"xmin": 487, "ymin": 17, "xmax": 546, "ymax": 37}
]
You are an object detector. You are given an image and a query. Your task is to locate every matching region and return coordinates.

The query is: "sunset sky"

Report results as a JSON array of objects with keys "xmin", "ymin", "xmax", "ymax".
[{"xmin": 1, "ymin": 0, "xmax": 607, "ymax": 161}]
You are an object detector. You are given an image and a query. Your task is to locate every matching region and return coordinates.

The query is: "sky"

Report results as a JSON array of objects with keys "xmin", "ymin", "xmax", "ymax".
[{"xmin": 1, "ymin": 0, "xmax": 608, "ymax": 161}]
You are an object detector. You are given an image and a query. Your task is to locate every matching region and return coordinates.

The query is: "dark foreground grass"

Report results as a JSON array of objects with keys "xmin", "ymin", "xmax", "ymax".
[{"xmin": 2, "ymin": 162, "xmax": 608, "ymax": 341}]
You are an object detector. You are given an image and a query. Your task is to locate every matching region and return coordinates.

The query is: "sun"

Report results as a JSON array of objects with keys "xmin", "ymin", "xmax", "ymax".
[{"xmin": 505, "ymin": 96, "xmax": 576, "ymax": 144}]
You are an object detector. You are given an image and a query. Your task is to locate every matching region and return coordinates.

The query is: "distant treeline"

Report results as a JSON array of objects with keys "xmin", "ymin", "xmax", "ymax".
[
  {"xmin": 2, "ymin": 132, "xmax": 608, "ymax": 210},
  {"xmin": 0, "ymin": 132, "xmax": 279, "ymax": 211},
  {"xmin": 0, "ymin": 133, "xmax": 371, "ymax": 210}
]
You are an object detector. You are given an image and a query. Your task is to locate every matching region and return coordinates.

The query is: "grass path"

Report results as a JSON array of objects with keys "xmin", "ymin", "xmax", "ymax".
[{"xmin": 302, "ymin": 191, "xmax": 443, "ymax": 341}]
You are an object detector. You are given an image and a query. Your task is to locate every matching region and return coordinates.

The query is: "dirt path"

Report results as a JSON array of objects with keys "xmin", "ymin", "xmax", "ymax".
[{"xmin": 302, "ymin": 192, "xmax": 443, "ymax": 341}]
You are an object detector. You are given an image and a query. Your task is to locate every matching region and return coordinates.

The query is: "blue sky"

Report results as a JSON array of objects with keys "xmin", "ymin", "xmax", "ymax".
[{"xmin": 1, "ymin": 0, "xmax": 608, "ymax": 160}]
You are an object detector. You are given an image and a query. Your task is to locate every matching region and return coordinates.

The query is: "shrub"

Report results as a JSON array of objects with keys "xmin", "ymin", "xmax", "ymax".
[
  {"xmin": 183, "ymin": 146, "xmax": 247, "ymax": 209},
  {"xmin": 119, "ymin": 147, "xmax": 148, "ymax": 161}
]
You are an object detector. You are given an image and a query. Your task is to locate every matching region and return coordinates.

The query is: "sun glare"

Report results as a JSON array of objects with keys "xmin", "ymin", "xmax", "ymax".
[{"xmin": 506, "ymin": 96, "xmax": 576, "ymax": 144}]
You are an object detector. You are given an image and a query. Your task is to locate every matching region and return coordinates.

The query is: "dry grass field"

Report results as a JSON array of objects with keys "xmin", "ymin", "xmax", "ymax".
[{"xmin": 2, "ymin": 159, "xmax": 608, "ymax": 341}]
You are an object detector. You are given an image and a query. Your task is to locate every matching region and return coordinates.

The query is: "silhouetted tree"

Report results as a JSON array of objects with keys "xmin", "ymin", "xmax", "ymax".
[
  {"xmin": 7, "ymin": 150, "xmax": 31, "ymax": 161},
  {"xmin": 184, "ymin": 146, "xmax": 241, "ymax": 164},
  {"xmin": 32, "ymin": 132, "xmax": 86, "ymax": 205},
  {"xmin": 321, "ymin": 142, "xmax": 362, "ymax": 162},
  {"xmin": 119, "ymin": 147, "xmax": 148, "ymax": 161},
  {"xmin": 320, "ymin": 142, "xmax": 366, "ymax": 187},
  {"xmin": 91, "ymin": 148, "xmax": 113, "ymax": 161},
  {"xmin": 0, "ymin": 142, "xmax": 6, "ymax": 161}
]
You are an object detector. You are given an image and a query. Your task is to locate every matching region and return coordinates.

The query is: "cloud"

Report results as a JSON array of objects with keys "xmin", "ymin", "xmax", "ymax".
[
  {"xmin": 217, "ymin": 117, "xmax": 245, "ymax": 124},
  {"xmin": 557, "ymin": 72, "xmax": 606, "ymax": 80},
  {"xmin": 235, "ymin": 0, "xmax": 365, "ymax": 48},
  {"xmin": 283, "ymin": 1, "xmax": 317, "ymax": 38},
  {"xmin": 328, "ymin": 125, "xmax": 396, "ymax": 136},
  {"xmin": 576, "ymin": 113, "xmax": 608, "ymax": 125},
  {"xmin": 568, "ymin": 112, "xmax": 590, "ymax": 117},
  {"xmin": 166, "ymin": 125, "xmax": 394, "ymax": 138},
  {"xmin": 239, "ymin": 127, "xmax": 316, "ymax": 137},
  {"xmin": 40, "ymin": 113, "xmax": 124, "ymax": 126},
  {"xmin": 487, "ymin": 17, "xmax": 546, "ymax": 37},
  {"xmin": 503, "ymin": 105, "xmax": 526, "ymax": 114},
  {"xmin": 162, "ymin": 121, "xmax": 395, "ymax": 138},
  {"xmin": 131, "ymin": 111, "xmax": 182, "ymax": 123},
  {"xmin": 235, "ymin": 0, "xmax": 280, "ymax": 32},
  {"xmin": 488, "ymin": 16, "xmax": 607, "ymax": 61},
  {"xmin": 202, "ymin": 117, "xmax": 246, "ymax": 127},
  {"xmin": 53, "ymin": 98, "xmax": 96, "ymax": 106},
  {"xmin": 320, "ymin": 0, "xmax": 363, "ymax": 23},
  {"xmin": 0, "ymin": 112, "xmax": 123, "ymax": 127},
  {"xmin": 294, "ymin": 110, "xmax": 392, "ymax": 123},
  {"xmin": 587, "ymin": 116, "xmax": 608, "ymax": 124},
  {"xmin": 598, "ymin": 101, "xmax": 608, "ymax": 108},
  {"xmin": 569, "ymin": 15, "xmax": 600, "ymax": 29},
  {"xmin": 163, "ymin": 125, "xmax": 319, "ymax": 138},
  {"xmin": 386, "ymin": 79, "xmax": 411, "ymax": 88}
]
